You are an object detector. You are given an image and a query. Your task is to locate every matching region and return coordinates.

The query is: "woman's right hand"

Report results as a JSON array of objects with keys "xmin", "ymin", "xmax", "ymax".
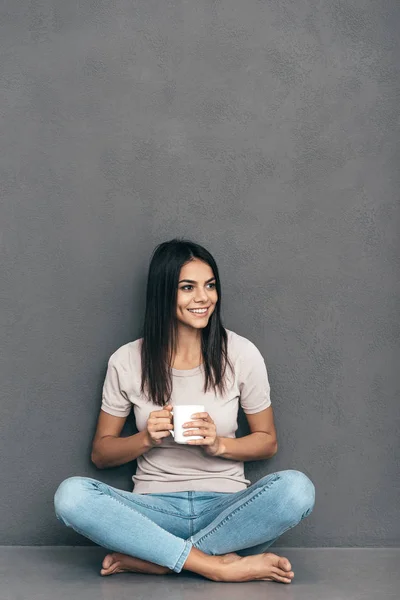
[{"xmin": 145, "ymin": 404, "xmax": 174, "ymax": 447}]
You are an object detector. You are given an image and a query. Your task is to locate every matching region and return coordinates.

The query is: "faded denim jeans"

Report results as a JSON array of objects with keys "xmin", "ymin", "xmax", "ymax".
[{"xmin": 54, "ymin": 469, "xmax": 315, "ymax": 573}]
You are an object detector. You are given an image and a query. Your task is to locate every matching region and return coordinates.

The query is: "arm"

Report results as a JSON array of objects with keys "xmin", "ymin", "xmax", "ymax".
[
  {"xmin": 215, "ymin": 406, "xmax": 278, "ymax": 461},
  {"xmin": 91, "ymin": 410, "xmax": 152, "ymax": 469},
  {"xmin": 93, "ymin": 349, "xmax": 153, "ymax": 468},
  {"xmin": 218, "ymin": 337, "xmax": 276, "ymax": 461}
]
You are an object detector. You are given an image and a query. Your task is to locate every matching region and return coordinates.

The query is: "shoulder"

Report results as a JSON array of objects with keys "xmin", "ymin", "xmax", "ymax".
[
  {"xmin": 107, "ymin": 338, "xmax": 143, "ymax": 372},
  {"xmin": 226, "ymin": 329, "xmax": 267, "ymax": 382},
  {"xmin": 225, "ymin": 328, "xmax": 261, "ymax": 359}
]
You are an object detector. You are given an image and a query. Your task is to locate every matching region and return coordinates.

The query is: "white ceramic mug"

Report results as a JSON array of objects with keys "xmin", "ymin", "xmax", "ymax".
[{"xmin": 170, "ymin": 404, "xmax": 205, "ymax": 444}]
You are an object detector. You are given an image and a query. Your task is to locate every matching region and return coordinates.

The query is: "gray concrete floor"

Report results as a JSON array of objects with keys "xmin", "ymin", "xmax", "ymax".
[{"xmin": 0, "ymin": 547, "xmax": 398, "ymax": 600}]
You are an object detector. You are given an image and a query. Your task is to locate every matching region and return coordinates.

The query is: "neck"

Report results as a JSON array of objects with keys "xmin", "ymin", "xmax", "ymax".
[{"xmin": 174, "ymin": 324, "xmax": 202, "ymax": 361}]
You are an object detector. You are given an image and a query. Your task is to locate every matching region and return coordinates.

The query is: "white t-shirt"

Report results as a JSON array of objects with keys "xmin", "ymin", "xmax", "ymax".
[{"xmin": 101, "ymin": 328, "xmax": 272, "ymax": 493}]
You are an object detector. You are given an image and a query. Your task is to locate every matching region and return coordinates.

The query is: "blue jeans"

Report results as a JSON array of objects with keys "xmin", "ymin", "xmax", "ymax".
[{"xmin": 54, "ymin": 469, "xmax": 315, "ymax": 574}]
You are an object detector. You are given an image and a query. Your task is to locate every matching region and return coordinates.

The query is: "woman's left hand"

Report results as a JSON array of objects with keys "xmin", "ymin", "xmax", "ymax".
[{"xmin": 183, "ymin": 412, "xmax": 222, "ymax": 456}]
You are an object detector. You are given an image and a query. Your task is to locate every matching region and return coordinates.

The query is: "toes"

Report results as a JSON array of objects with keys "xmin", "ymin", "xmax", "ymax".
[
  {"xmin": 273, "ymin": 574, "xmax": 293, "ymax": 584},
  {"xmin": 100, "ymin": 561, "xmax": 121, "ymax": 576},
  {"xmin": 278, "ymin": 557, "xmax": 292, "ymax": 572},
  {"xmin": 261, "ymin": 573, "xmax": 292, "ymax": 584},
  {"xmin": 274, "ymin": 567, "xmax": 294, "ymax": 579},
  {"xmin": 265, "ymin": 553, "xmax": 292, "ymax": 572},
  {"xmin": 102, "ymin": 553, "xmax": 115, "ymax": 569}
]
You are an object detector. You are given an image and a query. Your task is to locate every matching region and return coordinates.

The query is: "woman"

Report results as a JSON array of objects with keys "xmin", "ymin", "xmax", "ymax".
[{"xmin": 54, "ymin": 238, "xmax": 315, "ymax": 583}]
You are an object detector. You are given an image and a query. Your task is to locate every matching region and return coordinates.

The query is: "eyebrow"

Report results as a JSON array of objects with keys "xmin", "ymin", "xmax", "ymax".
[{"xmin": 178, "ymin": 277, "xmax": 216, "ymax": 284}]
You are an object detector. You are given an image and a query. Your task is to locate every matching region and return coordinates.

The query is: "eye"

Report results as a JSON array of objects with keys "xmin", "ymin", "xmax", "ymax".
[{"xmin": 180, "ymin": 283, "xmax": 216, "ymax": 291}]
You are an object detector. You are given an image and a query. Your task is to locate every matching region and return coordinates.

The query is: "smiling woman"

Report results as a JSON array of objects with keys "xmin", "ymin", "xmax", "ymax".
[
  {"xmin": 139, "ymin": 239, "xmax": 234, "ymax": 407},
  {"xmin": 54, "ymin": 237, "xmax": 315, "ymax": 584}
]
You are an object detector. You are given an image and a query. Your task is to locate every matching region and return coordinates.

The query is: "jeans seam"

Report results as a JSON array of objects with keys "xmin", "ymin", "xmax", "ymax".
[
  {"xmin": 191, "ymin": 473, "xmax": 280, "ymax": 546},
  {"xmin": 110, "ymin": 488, "xmax": 188, "ymax": 518},
  {"xmin": 105, "ymin": 491, "xmax": 188, "ymax": 541},
  {"xmin": 111, "ymin": 488, "xmax": 225, "ymax": 518}
]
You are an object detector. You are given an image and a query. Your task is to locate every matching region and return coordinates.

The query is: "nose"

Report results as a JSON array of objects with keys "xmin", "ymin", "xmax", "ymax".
[{"xmin": 195, "ymin": 289, "xmax": 209, "ymax": 303}]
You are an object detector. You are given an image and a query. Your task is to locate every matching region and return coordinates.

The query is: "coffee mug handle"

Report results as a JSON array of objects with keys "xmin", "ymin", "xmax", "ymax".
[{"xmin": 169, "ymin": 409, "xmax": 174, "ymax": 438}]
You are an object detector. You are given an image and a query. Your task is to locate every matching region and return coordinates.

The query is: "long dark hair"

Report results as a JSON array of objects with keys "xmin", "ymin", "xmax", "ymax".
[{"xmin": 140, "ymin": 238, "xmax": 234, "ymax": 407}]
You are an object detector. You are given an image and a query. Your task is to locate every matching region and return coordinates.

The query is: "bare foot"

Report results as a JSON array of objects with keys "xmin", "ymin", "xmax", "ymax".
[
  {"xmin": 219, "ymin": 552, "xmax": 242, "ymax": 564},
  {"xmin": 100, "ymin": 552, "xmax": 174, "ymax": 576},
  {"xmin": 100, "ymin": 551, "xmax": 241, "ymax": 577},
  {"xmin": 218, "ymin": 552, "xmax": 295, "ymax": 583}
]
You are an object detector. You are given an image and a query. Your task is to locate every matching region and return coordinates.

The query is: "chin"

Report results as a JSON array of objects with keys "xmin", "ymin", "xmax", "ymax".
[
  {"xmin": 179, "ymin": 315, "xmax": 213, "ymax": 329},
  {"xmin": 187, "ymin": 319, "xmax": 209, "ymax": 328}
]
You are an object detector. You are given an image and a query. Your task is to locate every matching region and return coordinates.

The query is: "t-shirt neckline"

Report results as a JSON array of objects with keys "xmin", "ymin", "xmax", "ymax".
[{"xmin": 171, "ymin": 363, "xmax": 204, "ymax": 377}]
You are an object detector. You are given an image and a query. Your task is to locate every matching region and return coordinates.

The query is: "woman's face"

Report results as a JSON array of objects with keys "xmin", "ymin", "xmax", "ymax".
[{"xmin": 176, "ymin": 259, "xmax": 218, "ymax": 330}]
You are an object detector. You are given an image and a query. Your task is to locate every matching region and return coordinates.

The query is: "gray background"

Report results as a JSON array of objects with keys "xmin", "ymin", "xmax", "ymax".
[{"xmin": 1, "ymin": 0, "xmax": 399, "ymax": 547}]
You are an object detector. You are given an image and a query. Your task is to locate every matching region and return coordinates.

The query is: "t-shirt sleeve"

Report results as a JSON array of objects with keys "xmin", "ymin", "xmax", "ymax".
[
  {"xmin": 239, "ymin": 340, "xmax": 272, "ymax": 414},
  {"xmin": 101, "ymin": 353, "xmax": 132, "ymax": 418}
]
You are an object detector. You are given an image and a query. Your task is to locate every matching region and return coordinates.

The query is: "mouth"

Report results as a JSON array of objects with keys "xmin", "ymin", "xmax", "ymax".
[{"xmin": 187, "ymin": 306, "xmax": 211, "ymax": 317}]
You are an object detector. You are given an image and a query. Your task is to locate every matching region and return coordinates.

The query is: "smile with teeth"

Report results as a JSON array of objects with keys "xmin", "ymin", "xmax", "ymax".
[{"xmin": 188, "ymin": 307, "xmax": 209, "ymax": 315}]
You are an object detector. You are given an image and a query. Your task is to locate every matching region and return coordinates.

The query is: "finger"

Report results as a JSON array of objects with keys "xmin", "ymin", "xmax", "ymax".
[
  {"xmin": 184, "ymin": 420, "xmax": 213, "ymax": 429},
  {"xmin": 184, "ymin": 427, "xmax": 208, "ymax": 436},
  {"xmin": 160, "ymin": 409, "xmax": 173, "ymax": 416},
  {"xmin": 154, "ymin": 423, "xmax": 174, "ymax": 431},
  {"xmin": 150, "ymin": 411, "xmax": 171, "ymax": 419},
  {"xmin": 151, "ymin": 408, "xmax": 169, "ymax": 415},
  {"xmin": 150, "ymin": 417, "xmax": 173, "ymax": 425},
  {"xmin": 184, "ymin": 426, "xmax": 215, "ymax": 438},
  {"xmin": 190, "ymin": 412, "xmax": 210, "ymax": 421}
]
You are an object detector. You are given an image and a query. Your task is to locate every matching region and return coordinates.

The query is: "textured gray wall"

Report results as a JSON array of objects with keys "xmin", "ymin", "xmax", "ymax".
[{"xmin": 1, "ymin": 0, "xmax": 399, "ymax": 547}]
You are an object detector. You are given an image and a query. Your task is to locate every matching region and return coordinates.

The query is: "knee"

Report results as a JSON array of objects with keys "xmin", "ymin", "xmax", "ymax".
[
  {"xmin": 54, "ymin": 476, "xmax": 92, "ymax": 520},
  {"xmin": 278, "ymin": 470, "xmax": 316, "ymax": 519}
]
